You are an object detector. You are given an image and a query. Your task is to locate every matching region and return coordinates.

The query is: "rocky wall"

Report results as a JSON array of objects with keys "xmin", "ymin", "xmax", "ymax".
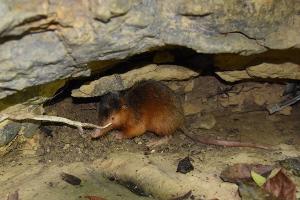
[{"xmin": 0, "ymin": 0, "xmax": 300, "ymax": 99}]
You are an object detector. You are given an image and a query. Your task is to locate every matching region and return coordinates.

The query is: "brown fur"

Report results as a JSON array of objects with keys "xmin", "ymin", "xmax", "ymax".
[{"xmin": 92, "ymin": 80, "xmax": 184, "ymax": 139}]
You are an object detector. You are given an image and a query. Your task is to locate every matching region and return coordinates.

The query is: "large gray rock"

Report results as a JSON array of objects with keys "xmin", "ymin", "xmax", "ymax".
[{"xmin": 0, "ymin": 0, "xmax": 299, "ymax": 99}]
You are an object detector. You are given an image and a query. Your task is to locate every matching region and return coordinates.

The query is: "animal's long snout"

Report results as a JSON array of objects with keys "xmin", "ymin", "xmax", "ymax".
[{"xmin": 91, "ymin": 122, "xmax": 113, "ymax": 138}]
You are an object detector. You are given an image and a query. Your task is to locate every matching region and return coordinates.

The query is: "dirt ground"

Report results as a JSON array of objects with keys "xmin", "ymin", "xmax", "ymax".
[{"xmin": 0, "ymin": 76, "xmax": 299, "ymax": 200}]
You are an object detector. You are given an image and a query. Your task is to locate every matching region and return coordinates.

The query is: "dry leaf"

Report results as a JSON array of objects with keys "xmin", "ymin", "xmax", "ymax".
[
  {"xmin": 251, "ymin": 170, "xmax": 267, "ymax": 187},
  {"xmin": 61, "ymin": 172, "xmax": 81, "ymax": 185},
  {"xmin": 263, "ymin": 168, "xmax": 296, "ymax": 200},
  {"xmin": 220, "ymin": 163, "xmax": 273, "ymax": 183}
]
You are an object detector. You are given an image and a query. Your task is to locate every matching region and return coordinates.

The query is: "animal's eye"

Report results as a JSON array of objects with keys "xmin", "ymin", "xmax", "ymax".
[{"xmin": 111, "ymin": 117, "xmax": 114, "ymax": 120}]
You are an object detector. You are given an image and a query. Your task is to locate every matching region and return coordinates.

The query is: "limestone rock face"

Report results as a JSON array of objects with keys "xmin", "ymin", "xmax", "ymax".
[
  {"xmin": 71, "ymin": 64, "xmax": 199, "ymax": 97},
  {"xmin": 216, "ymin": 63, "xmax": 300, "ymax": 82},
  {"xmin": 0, "ymin": 0, "xmax": 300, "ymax": 99}
]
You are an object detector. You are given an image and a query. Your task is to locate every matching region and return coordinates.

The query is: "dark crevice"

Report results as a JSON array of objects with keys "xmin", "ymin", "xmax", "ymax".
[
  {"xmin": 179, "ymin": 12, "xmax": 213, "ymax": 17},
  {"xmin": 44, "ymin": 46, "xmax": 300, "ymax": 106},
  {"xmin": 218, "ymin": 30, "xmax": 265, "ymax": 41},
  {"xmin": 3, "ymin": 45, "xmax": 299, "ymax": 110},
  {"xmin": 215, "ymin": 48, "xmax": 300, "ymax": 71}
]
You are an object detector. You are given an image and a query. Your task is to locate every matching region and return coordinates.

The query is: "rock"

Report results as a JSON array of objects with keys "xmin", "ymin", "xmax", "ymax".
[
  {"xmin": 216, "ymin": 59, "xmax": 300, "ymax": 83},
  {"xmin": 0, "ymin": 121, "xmax": 22, "ymax": 146},
  {"xmin": 71, "ymin": 64, "xmax": 199, "ymax": 97},
  {"xmin": 0, "ymin": 32, "xmax": 77, "ymax": 99},
  {"xmin": 176, "ymin": 156, "xmax": 194, "ymax": 174},
  {"xmin": 184, "ymin": 80, "xmax": 194, "ymax": 93},
  {"xmin": 215, "ymin": 49, "xmax": 300, "ymax": 82},
  {"xmin": 21, "ymin": 122, "xmax": 40, "ymax": 138},
  {"xmin": 216, "ymin": 70, "xmax": 252, "ymax": 82},
  {"xmin": 219, "ymin": 83, "xmax": 285, "ymax": 111},
  {"xmin": 0, "ymin": 0, "xmax": 299, "ymax": 99},
  {"xmin": 247, "ymin": 63, "xmax": 300, "ymax": 80},
  {"xmin": 165, "ymin": 81, "xmax": 183, "ymax": 92}
]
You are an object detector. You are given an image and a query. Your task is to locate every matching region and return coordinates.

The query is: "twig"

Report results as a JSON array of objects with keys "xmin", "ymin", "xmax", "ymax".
[{"xmin": 0, "ymin": 114, "xmax": 110, "ymax": 136}]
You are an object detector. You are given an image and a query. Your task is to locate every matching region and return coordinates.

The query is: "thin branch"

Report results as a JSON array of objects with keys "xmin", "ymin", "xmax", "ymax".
[{"xmin": 0, "ymin": 114, "xmax": 110, "ymax": 136}]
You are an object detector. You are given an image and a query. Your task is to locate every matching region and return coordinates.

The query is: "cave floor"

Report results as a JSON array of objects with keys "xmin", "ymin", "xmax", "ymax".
[{"xmin": 0, "ymin": 79, "xmax": 300, "ymax": 200}]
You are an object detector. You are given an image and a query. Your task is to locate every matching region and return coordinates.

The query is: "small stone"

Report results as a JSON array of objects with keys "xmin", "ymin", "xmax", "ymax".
[
  {"xmin": 176, "ymin": 156, "xmax": 194, "ymax": 174},
  {"xmin": 133, "ymin": 137, "xmax": 142, "ymax": 144},
  {"xmin": 150, "ymin": 149, "xmax": 155, "ymax": 153},
  {"xmin": 63, "ymin": 144, "xmax": 70, "ymax": 150},
  {"xmin": 22, "ymin": 122, "xmax": 40, "ymax": 138},
  {"xmin": 216, "ymin": 70, "xmax": 251, "ymax": 82},
  {"xmin": 0, "ymin": 121, "xmax": 22, "ymax": 147}
]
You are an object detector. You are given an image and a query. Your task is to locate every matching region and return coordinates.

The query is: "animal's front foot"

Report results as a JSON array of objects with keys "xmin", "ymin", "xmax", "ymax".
[{"xmin": 91, "ymin": 129, "xmax": 102, "ymax": 138}]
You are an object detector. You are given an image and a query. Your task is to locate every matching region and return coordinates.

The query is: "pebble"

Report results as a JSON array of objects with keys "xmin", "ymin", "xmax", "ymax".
[
  {"xmin": 0, "ymin": 122, "xmax": 22, "ymax": 146},
  {"xmin": 63, "ymin": 144, "xmax": 70, "ymax": 150}
]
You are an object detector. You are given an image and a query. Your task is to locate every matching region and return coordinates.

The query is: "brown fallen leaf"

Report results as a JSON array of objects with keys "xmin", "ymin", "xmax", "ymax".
[
  {"xmin": 263, "ymin": 168, "xmax": 296, "ymax": 200},
  {"xmin": 84, "ymin": 195, "xmax": 106, "ymax": 200},
  {"xmin": 220, "ymin": 163, "xmax": 273, "ymax": 183}
]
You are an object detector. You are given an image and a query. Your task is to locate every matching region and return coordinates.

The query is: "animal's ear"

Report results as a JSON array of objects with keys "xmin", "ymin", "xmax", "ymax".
[{"xmin": 121, "ymin": 105, "xmax": 128, "ymax": 110}]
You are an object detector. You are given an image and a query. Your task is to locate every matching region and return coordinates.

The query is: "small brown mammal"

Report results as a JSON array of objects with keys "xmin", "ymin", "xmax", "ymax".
[
  {"xmin": 91, "ymin": 80, "xmax": 271, "ymax": 150},
  {"xmin": 91, "ymin": 80, "xmax": 184, "ymax": 139}
]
